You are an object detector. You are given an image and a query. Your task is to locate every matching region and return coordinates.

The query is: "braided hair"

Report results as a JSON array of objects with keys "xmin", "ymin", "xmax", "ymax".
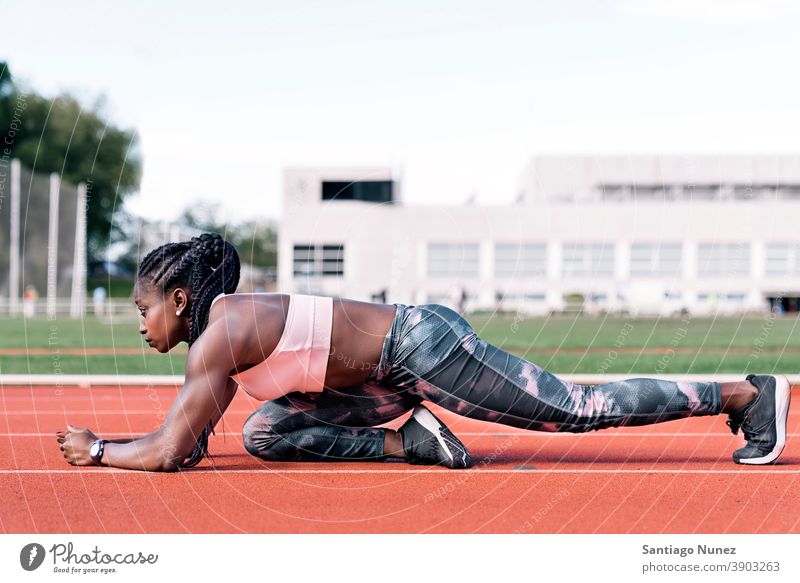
[{"xmin": 136, "ymin": 232, "xmax": 241, "ymax": 467}]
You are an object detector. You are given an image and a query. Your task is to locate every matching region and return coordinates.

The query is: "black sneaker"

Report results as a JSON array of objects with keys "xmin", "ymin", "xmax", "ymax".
[
  {"xmin": 398, "ymin": 405, "xmax": 473, "ymax": 469},
  {"xmin": 727, "ymin": 374, "xmax": 791, "ymax": 465}
]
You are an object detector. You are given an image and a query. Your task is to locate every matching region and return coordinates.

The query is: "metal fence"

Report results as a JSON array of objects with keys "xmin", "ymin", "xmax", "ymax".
[
  {"xmin": 0, "ymin": 159, "xmax": 86, "ymax": 318},
  {"xmin": 0, "ymin": 298, "xmax": 136, "ymax": 321}
]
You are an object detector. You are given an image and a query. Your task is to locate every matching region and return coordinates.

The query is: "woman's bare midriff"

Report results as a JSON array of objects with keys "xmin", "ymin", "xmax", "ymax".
[{"xmin": 326, "ymin": 298, "xmax": 398, "ymax": 388}]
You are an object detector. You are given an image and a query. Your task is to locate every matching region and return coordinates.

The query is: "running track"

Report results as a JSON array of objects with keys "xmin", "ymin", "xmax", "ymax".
[{"xmin": 1, "ymin": 384, "xmax": 798, "ymax": 533}]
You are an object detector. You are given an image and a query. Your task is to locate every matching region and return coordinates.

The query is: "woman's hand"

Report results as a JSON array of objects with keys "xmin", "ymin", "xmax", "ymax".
[{"xmin": 56, "ymin": 424, "xmax": 100, "ymax": 466}]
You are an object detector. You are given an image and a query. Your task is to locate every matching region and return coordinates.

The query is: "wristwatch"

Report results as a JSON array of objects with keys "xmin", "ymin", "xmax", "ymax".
[{"xmin": 89, "ymin": 439, "xmax": 108, "ymax": 465}]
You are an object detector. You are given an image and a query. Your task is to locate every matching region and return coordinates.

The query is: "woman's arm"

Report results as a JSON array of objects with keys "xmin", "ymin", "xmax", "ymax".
[
  {"xmin": 63, "ymin": 380, "xmax": 238, "ymax": 448},
  {"xmin": 58, "ymin": 322, "xmax": 239, "ymax": 471},
  {"xmin": 84, "ymin": 378, "xmax": 238, "ymax": 446}
]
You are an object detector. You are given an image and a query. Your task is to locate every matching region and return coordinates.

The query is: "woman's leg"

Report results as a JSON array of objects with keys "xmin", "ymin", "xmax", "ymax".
[
  {"xmin": 241, "ymin": 380, "xmax": 420, "ymax": 462},
  {"xmin": 384, "ymin": 304, "xmax": 724, "ymax": 433}
]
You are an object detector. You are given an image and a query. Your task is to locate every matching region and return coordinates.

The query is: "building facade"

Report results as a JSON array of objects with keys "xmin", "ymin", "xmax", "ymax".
[{"xmin": 279, "ymin": 157, "xmax": 800, "ymax": 315}]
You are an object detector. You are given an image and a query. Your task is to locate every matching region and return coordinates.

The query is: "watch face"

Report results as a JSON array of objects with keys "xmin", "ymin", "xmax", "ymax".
[{"xmin": 90, "ymin": 441, "xmax": 100, "ymax": 457}]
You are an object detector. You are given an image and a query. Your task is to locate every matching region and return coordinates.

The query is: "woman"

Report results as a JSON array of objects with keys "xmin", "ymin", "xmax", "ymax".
[{"xmin": 57, "ymin": 233, "xmax": 791, "ymax": 470}]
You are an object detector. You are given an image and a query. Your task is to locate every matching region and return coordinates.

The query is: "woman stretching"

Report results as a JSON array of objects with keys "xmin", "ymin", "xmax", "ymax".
[{"xmin": 58, "ymin": 233, "xmax": 791, "ymax": 470}]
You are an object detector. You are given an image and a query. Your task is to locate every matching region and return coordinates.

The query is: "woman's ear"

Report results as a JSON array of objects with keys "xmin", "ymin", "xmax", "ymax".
[{"xmin": 172, "ymin": 288, "xmax": 189, "ymax": 316}]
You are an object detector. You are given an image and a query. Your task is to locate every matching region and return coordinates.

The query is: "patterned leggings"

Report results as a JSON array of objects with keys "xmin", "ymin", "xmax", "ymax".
[{"xmin": 241, "ymin": 304, "xmax": 722, "ymax": 462}]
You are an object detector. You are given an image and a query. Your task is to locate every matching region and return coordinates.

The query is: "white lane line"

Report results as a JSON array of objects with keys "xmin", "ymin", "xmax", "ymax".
[
  {"xmin": 1, "ymin": 468, "xmax": 799, "ymax": 475},
  {"xmin": 3, "ymin": 373, "xmax": 800, "ymax": 387},
  {"xmin": 0, "ymin": 432, "xmax": 243, "ymax": 437},
  {"xmin": 0, "ymin": 410, "xmax": 283, "ymax": 414},
  {"xmin": 4, "ymin": 408, "xmax": 799, "ymax": 417},
  {"xmin": 2, "ymin": 432, "xmax": 797, "ymax": 438},
  {"xmin": 0, "ymin": 410, "xmax": 170, "ymax": 415},
  {"xmin": 0, "ymin": 410, "xmax": 265, "ymax": 414},
  {"xmin": 9, "ymin": 407, "xmax": 800, "ymax": 417}
]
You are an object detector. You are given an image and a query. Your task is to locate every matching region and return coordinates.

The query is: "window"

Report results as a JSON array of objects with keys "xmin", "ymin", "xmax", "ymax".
[
  {"xmin": 495, "ymin": 243, "xmax": 547, "ymax": 278},
  {"xmin": 321, "ymin": 244, "xmax": 344, "ymax": 276},
  {"xmin": 685, "ymin": 185, "xmax": 721, "ymax": 200},
  {"xmin": 426, "ymin": 293, "xmax": 450, "ymax": 305},
  {"xmin": 427, "ymin": 292, "xmax": 477, "ymax": 306},
  {"xmin": 766, "ymin": 243, "xmax": 800, "ymax": 276},
  {"xmin": 630, "ymin": 243, "xmax": 682, "ymax": 277},
  {"xmin": 525, "ymin": 293, "xmax": 546, "ymax": 302},
  {"xmin": 562, "ymin": 243, "xmax": 614, "ymax": 278},
  {"xmin": 697, "ymin": 243, "xmax": 750, "ymax": 277},
  {"xmin": 321, "ymin": 181, "xmax": 393, "ymax": 203},
  {"xmin": 780, "ymin": 186, "xmax": 800, "ymax": 200},
  {"xmin": 733, "ymin": 186, "xmax": 756, "ymax": 200},
  {"xmin": 697, "ymin": 293, "xmax": 720, "ymax": 303},
  {"xmin": 427, "ymin": 243, "xmax": 480, "ymax": 278},
  {"xmin": 292, "ymin": 245, "xmax": 315, "ymax": 276},
  {"xmin": 293, "ymin": 244, "xmax": 344, "ymax": 277}
]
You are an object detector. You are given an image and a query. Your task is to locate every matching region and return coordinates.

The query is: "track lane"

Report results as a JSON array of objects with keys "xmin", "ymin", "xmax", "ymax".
[{"xmin": 1, "ymin": 385, "xmax": 798, "ymax": 533}]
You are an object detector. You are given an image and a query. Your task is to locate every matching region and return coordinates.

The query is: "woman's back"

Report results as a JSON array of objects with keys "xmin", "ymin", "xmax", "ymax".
[{"xmin": 209, "ymin": 292, "xmax": 398, "ymax": 391}]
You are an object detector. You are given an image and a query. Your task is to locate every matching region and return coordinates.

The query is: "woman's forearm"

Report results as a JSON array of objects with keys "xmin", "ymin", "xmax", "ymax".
[
  {"xmin": 96, "ymin": 380, "xmax": 238, "ymax": 471},
  {"xmin": 210, "ymin": 379, "xmax": 238, "ymax": 431},
  {"xmin": 99, "ymin": 430, "xmax": 179, "ymax": 471}
]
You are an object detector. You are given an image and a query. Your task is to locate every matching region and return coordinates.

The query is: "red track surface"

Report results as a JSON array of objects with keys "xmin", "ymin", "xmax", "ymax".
[{"xmin": 1, "ymin": 385, "xmax": 798, "ymax": 533}]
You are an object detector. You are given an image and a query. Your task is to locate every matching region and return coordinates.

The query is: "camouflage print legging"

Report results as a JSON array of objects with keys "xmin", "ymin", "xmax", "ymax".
[{"xmin": 241, "ymin": 304, "xmax": 722, "ymax": 462}]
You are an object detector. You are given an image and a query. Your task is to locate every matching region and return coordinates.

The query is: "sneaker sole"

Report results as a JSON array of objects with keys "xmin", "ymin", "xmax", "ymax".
[
  {"xmin": 412, "ymin": 406, "xmax": 471, "ymax": 467},
  {"xmin": 738, "ymin": 375, "xmax": 791, "ymax": 465}
]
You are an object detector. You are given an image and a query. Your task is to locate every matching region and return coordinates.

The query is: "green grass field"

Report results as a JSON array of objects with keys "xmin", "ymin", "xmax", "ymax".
[{"xmin": 0, "ymin": 313, "xmax": 798, "ymax": 375}]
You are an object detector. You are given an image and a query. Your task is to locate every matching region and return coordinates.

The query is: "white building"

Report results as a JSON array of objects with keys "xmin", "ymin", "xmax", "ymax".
[{"xmin": 279, "ymin": 157, "xmax": 800, "ymax": 315}]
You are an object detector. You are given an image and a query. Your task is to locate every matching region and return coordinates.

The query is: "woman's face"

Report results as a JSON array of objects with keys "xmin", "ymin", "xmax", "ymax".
[{"xmin": 133, "ymin": 282, "xmax": 190, "ymax": 353}]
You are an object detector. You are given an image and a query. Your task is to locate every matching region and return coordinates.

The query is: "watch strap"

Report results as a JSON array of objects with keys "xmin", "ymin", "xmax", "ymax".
[{"xmin": 90, "ymin": 439, "xmax": 107, "ymax": 465}]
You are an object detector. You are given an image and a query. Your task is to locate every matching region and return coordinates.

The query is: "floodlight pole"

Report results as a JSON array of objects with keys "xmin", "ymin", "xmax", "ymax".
[
  {"xmin": 70, "ymin": 183, "xmax": 87, "ymax": 319},
  {"xmin": 9, "ymin": 159, "xmax": 20, "ymax": 316},
  {"xmin": 47, "ymin": 173, "xmax": 60, "ymax": 319}
]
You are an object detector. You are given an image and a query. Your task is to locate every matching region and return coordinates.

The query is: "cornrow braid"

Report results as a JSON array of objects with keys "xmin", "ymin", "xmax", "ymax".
[{"xmin": 136, "ymin": 232, "xmax": 241, "ymax": 468}]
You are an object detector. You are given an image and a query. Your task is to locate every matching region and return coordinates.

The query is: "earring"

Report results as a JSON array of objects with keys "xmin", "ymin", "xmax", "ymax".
[{"xmin": 176, "ymin": 310, "xmax": 181, "ymax": 316}]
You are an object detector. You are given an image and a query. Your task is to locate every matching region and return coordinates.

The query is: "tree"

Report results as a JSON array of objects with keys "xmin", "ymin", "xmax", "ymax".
[
  {"xmin": 234, "ymin": 219, "xmax": 278, "ymax": 270},
  {"xmin": 0, "ymin": 61, "xmax": 141, "ymax": 263},
  {"xmin": 0, "ymin": 61, "xmax": 13, "ymax": 110},
  {"xmin": 180, "ymin": 200, "xmax": 277, "ymax": 269}
]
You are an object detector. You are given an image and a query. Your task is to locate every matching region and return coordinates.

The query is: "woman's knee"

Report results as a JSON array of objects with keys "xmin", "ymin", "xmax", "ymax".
[
  {"xmin": 241, "ymin": 406, "xmax": 286, "ymax": 459},
  {"xmin": 426, "ymin": 303, "xmax": 474, "ymax": 338}
]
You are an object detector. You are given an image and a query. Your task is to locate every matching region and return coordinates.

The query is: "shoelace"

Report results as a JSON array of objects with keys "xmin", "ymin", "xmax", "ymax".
[
  {"xmin": 726, "ymin": 403, "xmax": 768, "ymax": 444},
  {"xmin": 726, "ymin": 375, "xmax": 761, "ymax": 439},
  {"xmin": 726, "ymin": 412, "xmax": 745, "ymax": 436}
]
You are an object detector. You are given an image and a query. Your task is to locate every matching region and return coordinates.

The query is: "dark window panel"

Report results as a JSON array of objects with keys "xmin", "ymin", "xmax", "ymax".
[{"xmin": 321, "ymin": 181, "xmax": 394, "ymax": 203}]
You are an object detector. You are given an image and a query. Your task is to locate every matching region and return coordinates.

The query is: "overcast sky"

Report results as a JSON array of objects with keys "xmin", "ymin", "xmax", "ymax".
[{"xmin": 2, "ymin": 0, "xmax": 799, "ymax": 225}]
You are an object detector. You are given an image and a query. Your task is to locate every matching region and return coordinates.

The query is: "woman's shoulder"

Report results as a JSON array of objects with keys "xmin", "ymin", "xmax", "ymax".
[
  {"xmin": 203, "ymin": 292, "xmax": 288, "ymax": 361},
  {"xmin": 209, "ymin": 291, "xmax": 288, "ymax": 315}
]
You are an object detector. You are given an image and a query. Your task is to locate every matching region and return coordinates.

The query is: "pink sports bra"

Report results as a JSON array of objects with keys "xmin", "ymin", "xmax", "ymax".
[{"xmin": 210, "ymin": 292, "xmax": 334, "ymax": 401}]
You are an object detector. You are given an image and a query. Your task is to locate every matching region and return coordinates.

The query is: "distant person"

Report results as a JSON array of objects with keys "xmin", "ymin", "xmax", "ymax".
[
  {"xmin": 458, "ymin": 287, "xmax": 467, "ymax": 314},
  {"xmin": 449, "ymin": 284, "xmax": 467, "ymax": 313},
  {"xmin": 370, "ymin": 288, "xmax": 387, "ymax": 304},
  {"xmin": 22, "ymin": 285, "xmax": 38, "ymax": 318},
  {"xmin": 57, "ymin": 232, "xmax": 791, "ymax": 472},
  {"xmin": 92, "ymin": 286, "xmax": 107, "ymax": 317}
]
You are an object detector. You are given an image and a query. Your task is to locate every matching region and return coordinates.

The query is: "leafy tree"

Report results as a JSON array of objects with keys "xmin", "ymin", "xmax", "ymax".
[
  {"xmin": 0, "ymin": 61, "xmax": 13, "ymax": 113},
  {"xmin": 0, "ymin": 61, "xmax": 141, "ymax": 263},
  {"xmin": 180, "ymin": 200, "xmax": 277, "ymax": 269},
  {"xmin": 179, "ymin": 200, "xmax": 228, "ymax": 235},
  {"xmin": 235, "ymin": 219, "xmax": 278, "ymax": 269}
]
